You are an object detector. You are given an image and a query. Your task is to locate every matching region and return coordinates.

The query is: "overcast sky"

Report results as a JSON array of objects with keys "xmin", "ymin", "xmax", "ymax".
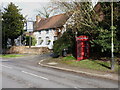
[{"xmin": 0, "ymin": 0, "xmax": 98, "ymax": 21}]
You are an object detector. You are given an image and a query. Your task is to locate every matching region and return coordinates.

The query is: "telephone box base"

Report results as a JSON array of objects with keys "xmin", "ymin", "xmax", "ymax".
[{"xmin": 77, "ymin": 57, "xmax": 88, "ymax": 61}]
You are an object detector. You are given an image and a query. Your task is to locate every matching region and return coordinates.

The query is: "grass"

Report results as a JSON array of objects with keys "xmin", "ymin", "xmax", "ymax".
[
  {"xmin": 0, "ymin": 54, "xmax": 24, "ymax": 58},
  {"xmin": 63, "ymin": 56, "xmax": 76, "ymax": 60},
  {"xmin": 59, "ymin": 56, "xmax": 119, "ymax": 73}
]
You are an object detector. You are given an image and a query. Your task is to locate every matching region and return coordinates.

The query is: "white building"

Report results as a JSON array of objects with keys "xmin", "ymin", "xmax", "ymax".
[
  {"xmin": 33, "ymin": 29, "xmax": 58, "ymax": 49},
  {"xmin": 33, "ymin": 12, "xmax": 72, "ymax": 49}
]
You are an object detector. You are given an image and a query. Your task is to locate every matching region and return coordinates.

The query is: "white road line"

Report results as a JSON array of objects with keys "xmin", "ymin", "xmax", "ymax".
[
  {"xmin": 38, "ymin": 59, "xmax": 46, "ymax": 65},
  {"xmin": 74, "ymin": 86, "xmax": 78, "ymax": 89},
  {"xmin": 1, "ymin": 65, "xmax": 13, "ymax": 69},
  {"xmin": 21, "ymin": 71, "xmax": 49, "ymax": 80},
  {"xmin": 1, "ymin": 60, "xmax": 9, "ymax": 62}
]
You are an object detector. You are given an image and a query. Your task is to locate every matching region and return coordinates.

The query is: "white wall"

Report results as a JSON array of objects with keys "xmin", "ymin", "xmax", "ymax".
[
  {"xmin": 33, "ymin": 29, "xmax": 56, "ymax": 49},
  {"xmin": 33, "ymin": 25, "xmax": 68, "ymax": 49}
]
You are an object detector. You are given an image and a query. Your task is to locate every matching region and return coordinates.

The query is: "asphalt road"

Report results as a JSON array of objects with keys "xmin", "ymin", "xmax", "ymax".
[{"xmin": 1, "ymin": 54, "xmax": 118, "ymax": 89}]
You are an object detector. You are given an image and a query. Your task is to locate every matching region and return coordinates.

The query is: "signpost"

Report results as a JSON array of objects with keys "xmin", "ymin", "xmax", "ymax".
[{"xmin": 26, "ymin": 20, "xmax": 34, "ymax": 48}]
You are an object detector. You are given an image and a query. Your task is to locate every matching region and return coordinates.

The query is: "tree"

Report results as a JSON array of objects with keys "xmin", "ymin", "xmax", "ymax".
[
  {"xmin": 36, "ymin": 4, "xmax": 60, "ymax": 18},
  {"xmin": 2, "ymin": 2, "xmax": 25, "ymax": 46},
  {"xmin": 52, "ymin": 1, "xmax": 101, "ymax": 54},
  {"xmin": 52, "ymin": 1, "xmax": 99, "ymax": 34},
  {"xmin": 37, "ymin": 1, "xmax": 64, "ymax": 18},
  {"xmin": 52, "ymin": 1, "xmax": 120, "ymax": 55},
  {"xmin": 0, "ymin": 9, "xmax": 2, "ymax": 53},
  {"xmin": 37, "ymin": 6, "xmax": 53, "ymax": 18},
  {"xmin": 98, "ymin": 2, "xmax": 120, "ymax": 54},
  {"xmin": 53, "ymin": 29, "xmax": 75, "ymax": 56}
]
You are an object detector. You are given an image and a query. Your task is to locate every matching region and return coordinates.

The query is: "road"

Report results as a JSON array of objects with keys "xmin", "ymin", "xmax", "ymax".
[{"xmin": 1, "ymin": 54, "xmax": 118, "ymax": 89}]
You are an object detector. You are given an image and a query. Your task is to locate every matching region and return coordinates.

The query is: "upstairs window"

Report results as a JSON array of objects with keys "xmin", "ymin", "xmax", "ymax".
[
  {"xmin": 46, "ymin": 30, "xmax": 49, "ymax": 34},
  {"xmin": 54, "ymin": 36, "xmax": 58, "ymax": 41},
  {"xmin": 39, "ymin": 31, "xmax": 41, "ymax": 34}
]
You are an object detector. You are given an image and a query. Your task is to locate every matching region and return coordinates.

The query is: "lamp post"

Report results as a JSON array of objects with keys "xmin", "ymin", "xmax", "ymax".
[
  {"xmin": 29, "ymin": 32, "xmax": 32, "ymax": 48},
  {"xmin": 26, "ymin": 19, "xmax": 34, "ymax": 48},
  {"xmin": 111, "ymin": 1, "xmax": 114, "ymax": 70}
]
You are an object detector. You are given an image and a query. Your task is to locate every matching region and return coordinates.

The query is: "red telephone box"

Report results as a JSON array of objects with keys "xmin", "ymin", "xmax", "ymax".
[{"xmin": 76, "ymin": 35, "xmax": 90, "ymax": 61}]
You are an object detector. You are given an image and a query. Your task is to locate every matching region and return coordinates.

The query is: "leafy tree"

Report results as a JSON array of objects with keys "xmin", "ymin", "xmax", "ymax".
[
  {"xmin": 52, "ymin": 1, "xmax": 101, "ymax": 55},
  {"xmin": 52, "ymin": 1, "xmax": 120, "ymax": 55},
  {"xmin": 53, "ymin": 29, "xmax": 75, "ymax": 56},
  {"xmin": 97, "ymin": 2, "xmax": 120, "ymax": 54},
  {"xmin": 0, "ymin": 10, "xmax": 2, "ymax": 53},
  {"xmin": 52, "ymin": 1, "xmax": 99, "ymax": 34},
  {"xmin": 2, "ymin": 2, "xmax": 25, "ymax": 46},
  {"xmin": 31, "ymin": 36, "xmax": 37, "ymax": 46},
  {"xmin": 78, "ymin": 2, "xmax": 120, "ymax": 54}
]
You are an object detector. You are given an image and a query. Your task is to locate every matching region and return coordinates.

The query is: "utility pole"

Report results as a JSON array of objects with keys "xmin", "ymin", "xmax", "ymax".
[
  {"xmin": 26, "ymin": 19, "xmax": 34, "ymax": 48},
  {"xmin": 29, "ymin": 32, "xmax": 31, "ymax": 48},
  {"xmin": 19, "ymin": 35, "xmax": 22, "ymax": 46},
  {"xmin": 111, "ymin": 1, "xmax": 114, "ymax": 70},
  {"xmin": 0, "ymin": 9, "xmax": 2, "ymax": 54}
]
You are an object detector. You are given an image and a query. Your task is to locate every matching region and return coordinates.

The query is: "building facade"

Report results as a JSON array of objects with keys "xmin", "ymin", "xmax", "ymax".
[
  {"xmin": 33, "ymin": 29, "xmax": 59, "ymax": 49},
  {"xmin": 33, "ymin": 13, "xmax": 72, "ymax": 49}
]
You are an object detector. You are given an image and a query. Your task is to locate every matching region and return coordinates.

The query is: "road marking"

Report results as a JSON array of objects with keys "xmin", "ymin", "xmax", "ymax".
[
  {"xmin": 38, "ymin": 59, "xmax": 46, "ymax": 65},
  {"xmin": 1, "ymin": 60, "xmax": 9, "ymax": 62},
  {"xmin": 21, "ymin": 71, "xmax": 49, "ymax": 80},
  {"xmin": 1, "ymin": 65, "xmax": 13, "ymax": 69},
  {"xmin": 74, "ymin": 86, "xmax": 78, "ymax": 89},
  {"xmin": 74, "ymin": 87, "xmax": 82, "ymax": 90}
]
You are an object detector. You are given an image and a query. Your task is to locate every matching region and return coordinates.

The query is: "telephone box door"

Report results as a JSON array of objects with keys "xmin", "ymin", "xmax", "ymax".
[{"xmin": 76, "ymin": 36, "xmax": 89, "ymax": 61}]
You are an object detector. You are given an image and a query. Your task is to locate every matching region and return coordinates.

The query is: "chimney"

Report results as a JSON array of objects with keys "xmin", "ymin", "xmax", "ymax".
[
  {"xmin": 36, "ymin": 15, "xmax": 41, "ymax": 22},
  {"xmin": 35, "ymin": 15, "xmax": 41, "ymax": 29}
]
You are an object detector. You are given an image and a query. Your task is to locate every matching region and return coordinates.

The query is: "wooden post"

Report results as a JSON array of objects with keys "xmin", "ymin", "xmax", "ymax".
[{"xmin": 29, "ymin": 32, "xmax": 31, "ymax": 48}]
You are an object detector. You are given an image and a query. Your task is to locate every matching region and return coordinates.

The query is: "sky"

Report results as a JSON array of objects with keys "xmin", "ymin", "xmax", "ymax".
[{"xmin": 0, "ymin": 0, "xmax": 98, "ymax": 21}]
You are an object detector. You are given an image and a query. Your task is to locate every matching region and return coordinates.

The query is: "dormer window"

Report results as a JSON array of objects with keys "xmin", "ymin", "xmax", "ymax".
[
  {"xmin": 39, "ymin": 31, "xmax": 41, "ymax": 34},
  {"xmin": 54, "ymin": 36, "xmax": 58, "ymax": 41},
  {"xmin": 46, "ymin": 30, "xmax": 49, "ymax": 34}
]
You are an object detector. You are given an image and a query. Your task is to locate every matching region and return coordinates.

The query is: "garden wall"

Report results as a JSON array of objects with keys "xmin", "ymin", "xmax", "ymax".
[{"xmin": 7, "ymin": 46, "xmax": 50, "ymax": 54}]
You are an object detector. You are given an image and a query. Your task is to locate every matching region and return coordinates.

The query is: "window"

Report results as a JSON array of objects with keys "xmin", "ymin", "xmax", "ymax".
[
  {"xmin": 38, "ymin": 37, "xmax": 43, "ymax": 45},
  {"xmin": 46, "ymin": 30, "xmax": 49, "ymax": 34},
  {"xmin": 54, "ymin": 36, "xmax": 58, "ymax": 41},
  {"xmin": 39, "ymin": 31, "xmax": 41, "ymax": 34},
  {"xmin": 46, "ymin": 37, "xmax": 50, "ymax": 45}
]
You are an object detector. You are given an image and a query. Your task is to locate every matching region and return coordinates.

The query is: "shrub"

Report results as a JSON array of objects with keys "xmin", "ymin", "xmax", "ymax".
[
  {"xmin": 53, "ymin": 29, "xmax": 76, "ymax": 56},
  {"xmin": 25, "ymin": 36, "xmax": 37, "ymax": 46}
]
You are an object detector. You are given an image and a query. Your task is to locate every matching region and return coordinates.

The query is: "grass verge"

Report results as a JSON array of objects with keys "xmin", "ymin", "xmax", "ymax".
[
  {"xmin": 55, "ymin": 56, "xmax": 119, "ymax": 73},
  {"xmin": 0, "ymin": 54, "xmax": 24, "ymax": 58}
]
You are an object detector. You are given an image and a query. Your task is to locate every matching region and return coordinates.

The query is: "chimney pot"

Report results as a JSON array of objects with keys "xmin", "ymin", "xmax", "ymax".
[{"xmin": 36, "ymin": 15, "xmax": 41, "ymax": 22}]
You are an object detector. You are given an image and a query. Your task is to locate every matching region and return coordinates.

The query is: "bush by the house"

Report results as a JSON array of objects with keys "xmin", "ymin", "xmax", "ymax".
[
  {"xmin": 25, "ymin": 36, "xmax": 37, "ymax": 46},
  {"xmin": 53, "ymin": 29, "xmax": 76, "ymax": 56}
]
